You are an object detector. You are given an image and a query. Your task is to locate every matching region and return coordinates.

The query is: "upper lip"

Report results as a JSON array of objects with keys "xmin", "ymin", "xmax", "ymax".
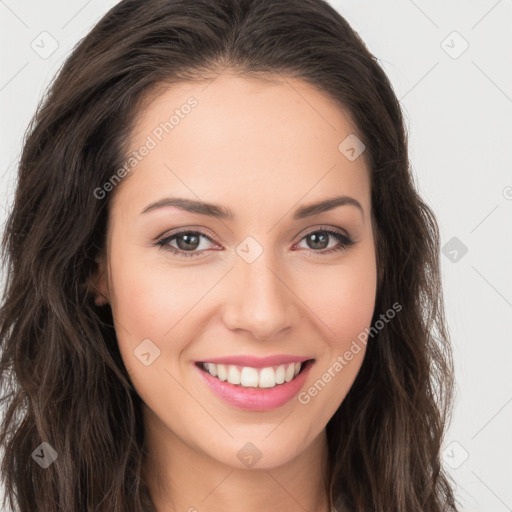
[{"xmin": 198, "ymin": 354, "xmax": 313, "ymax": 368}]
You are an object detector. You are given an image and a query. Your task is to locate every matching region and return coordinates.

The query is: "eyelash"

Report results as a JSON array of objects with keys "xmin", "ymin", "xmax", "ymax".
[{"xmin": 155, "ymin": 227, "xmax": 355, "ymax": 259}]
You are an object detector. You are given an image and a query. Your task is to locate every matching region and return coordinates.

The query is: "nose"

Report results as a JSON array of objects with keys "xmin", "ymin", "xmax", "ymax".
[{"xmin": 221, "ymin": 252, "xmax": 300, "ymax": 341}]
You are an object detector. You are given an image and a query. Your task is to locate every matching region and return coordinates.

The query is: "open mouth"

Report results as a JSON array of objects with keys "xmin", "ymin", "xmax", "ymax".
[{"xmin": 195, "ymin": 359, "xmax": 314, "ymax": 389}]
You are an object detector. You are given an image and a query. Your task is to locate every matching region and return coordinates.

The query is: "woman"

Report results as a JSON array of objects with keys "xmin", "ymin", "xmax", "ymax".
[{"xmin": 0, "ymin": 0, "xmax": 459, "ymax": 510}]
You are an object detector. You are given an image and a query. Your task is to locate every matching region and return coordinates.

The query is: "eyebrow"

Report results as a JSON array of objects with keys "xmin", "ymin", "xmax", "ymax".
[{"xmin": 140, "ymin": 195, "xmax": 364, "ymax": 220}]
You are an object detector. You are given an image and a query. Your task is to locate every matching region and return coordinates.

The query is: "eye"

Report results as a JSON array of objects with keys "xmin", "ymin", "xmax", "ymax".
[
  {"xmin": 155, "ymin": 227, "xmax": 355, "ymax": 259},
  {"xmin": 293, "ymin": 228, "xmax": 355, "ymax": 255},
  {"xmin": 156, "ymin": 230, "xmax": 218, "ymax": 258}
]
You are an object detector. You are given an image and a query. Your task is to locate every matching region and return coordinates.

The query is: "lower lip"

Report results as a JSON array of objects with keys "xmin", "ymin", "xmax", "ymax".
[{"xmin": 195, "ymin": 360, "xmax": 314, "ymax": 411}]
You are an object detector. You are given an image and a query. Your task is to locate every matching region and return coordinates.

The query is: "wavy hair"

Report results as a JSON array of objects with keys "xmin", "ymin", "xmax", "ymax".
[{"xmin": 0, "ymin": 0, "xmax": 458, "ymax": 510}]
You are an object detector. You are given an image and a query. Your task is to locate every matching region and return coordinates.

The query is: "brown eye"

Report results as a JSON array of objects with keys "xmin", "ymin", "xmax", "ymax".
[
  {"xmin": 295, "ymin": 229, "xmax": 355, "ymax": 254},
  {"xmin": 173, "ymin": 232, "xmax": 201, "ymax": 251},
  {"xmin": 156, "ymin": 230, "xmax": 216, "ymax": 258}
]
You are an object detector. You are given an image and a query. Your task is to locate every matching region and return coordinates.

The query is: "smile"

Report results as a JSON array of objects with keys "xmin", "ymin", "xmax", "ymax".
[
  {"xmin": 195, "ymin": 359, "xmax": 315, "ymax": 411},
  {"xmin": 198, "ymin": 361, "xmax": 309, "ymax": 388}
]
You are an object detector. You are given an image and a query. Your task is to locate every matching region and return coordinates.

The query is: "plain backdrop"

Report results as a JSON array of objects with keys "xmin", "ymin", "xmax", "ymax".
[{"xmin": 1, "ymin": 1, "xmax": 511, "ymax": 511}]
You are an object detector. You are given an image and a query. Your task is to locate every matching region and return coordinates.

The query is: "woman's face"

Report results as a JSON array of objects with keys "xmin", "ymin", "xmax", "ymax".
[{"xmin": 95, "ymin": 73, "xmax": 377, "ymax": 470}]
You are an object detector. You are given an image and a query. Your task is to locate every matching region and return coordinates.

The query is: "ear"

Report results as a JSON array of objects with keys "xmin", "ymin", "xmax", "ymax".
[{"xmin": 88, "ymin": 251, "xmax": 110, "ymax": 306}]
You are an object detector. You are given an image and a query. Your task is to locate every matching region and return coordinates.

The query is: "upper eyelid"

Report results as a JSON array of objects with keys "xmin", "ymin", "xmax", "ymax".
[{"xmin": 297, "ymin": 225, "xmax": 350, "ymax": 238}]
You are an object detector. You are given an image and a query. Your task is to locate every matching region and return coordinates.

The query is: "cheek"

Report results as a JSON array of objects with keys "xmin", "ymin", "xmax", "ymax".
[
  {"xmin": 108, "ymin": 253, "xmax": 202, "ymax": 340},
  {"xmin": 292, "ymin": 248, "xmax": 376, "ymax": 417},
  {"xmin": 106, "ymin": 247, "xmax": 224, "ymax": 394},
  {"xmin": 323, "ymin": 271, "xmax": 376, "ymax": 347},
  {"xmin": 106, "ymin": 254, "xmax": 196, "ymax": 410},
  {"xmin": 297, "ymin": 245, "xmax": 377, "ymax": 345}
]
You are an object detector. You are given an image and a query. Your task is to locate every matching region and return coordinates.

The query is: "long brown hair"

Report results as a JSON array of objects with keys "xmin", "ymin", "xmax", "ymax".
[{"xmin": 0, "ymin": 0, "xmax": 458, "ymax": 510}]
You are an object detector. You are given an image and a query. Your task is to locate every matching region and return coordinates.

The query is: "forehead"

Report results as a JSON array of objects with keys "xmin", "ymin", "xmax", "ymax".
[{"xmin": 114, "ymin": 73, "xmax": 371, "ymax": 219}]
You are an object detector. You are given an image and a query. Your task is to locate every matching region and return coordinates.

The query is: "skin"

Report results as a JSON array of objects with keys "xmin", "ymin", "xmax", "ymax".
[{"xmin": 92, "ymin": 72, "xmax": 377, "ymax": 512}]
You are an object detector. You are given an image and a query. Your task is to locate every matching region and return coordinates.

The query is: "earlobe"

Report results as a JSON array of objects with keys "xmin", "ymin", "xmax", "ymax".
[{"xmin": 88, "ymin": 252, "xmax": 110, "ymax": 306}]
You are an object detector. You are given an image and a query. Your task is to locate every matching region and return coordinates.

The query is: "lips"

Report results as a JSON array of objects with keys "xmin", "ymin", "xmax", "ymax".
[{"xmin": 195, "ymin": 358, "xmax": 315, "ymax": 411}]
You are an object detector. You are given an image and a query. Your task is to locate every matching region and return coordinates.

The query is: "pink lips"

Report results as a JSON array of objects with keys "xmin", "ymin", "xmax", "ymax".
[{"xmin": 195, "ymin": 358, "xmax": 314, "ymax": 411}]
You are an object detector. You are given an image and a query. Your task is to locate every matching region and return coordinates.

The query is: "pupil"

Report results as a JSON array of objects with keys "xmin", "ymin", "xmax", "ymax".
[
  {"xmin": 308, "ymin": 232, "xmax": 328, "ymax": 250},
  {"xmin": 177, "ymin": 233, "xmax": 199, "ymax": 251}
]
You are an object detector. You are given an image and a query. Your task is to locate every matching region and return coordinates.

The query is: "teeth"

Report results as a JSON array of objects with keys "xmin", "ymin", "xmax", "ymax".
[
  {"xmin": 285, "ymin": 363, "xmax": 295, "ymax": 383},
  {"xmin": 275, "ymin": 365, "xmax": 285, "ymax": 384},
  {"xmin": 206, "ymin": 363, "xmax": 217, "ymax": 377},
  {"xmin": 201, "ymin": 361, "xmax": 305, "ymax": 388},
  {"xmin": 217, "ymin": 364, "xmax": 227, "ymax": 381},
  {"xmin": 259, "ymin": 367, "xmax": 276, "ymax": 388},
  {"xmin": 227, "ymin": 365, "xmax": 241, "ymax": 385},
  {"xmin": 240, "ymin": 367, "xmax": 259, "ymax": 387}
]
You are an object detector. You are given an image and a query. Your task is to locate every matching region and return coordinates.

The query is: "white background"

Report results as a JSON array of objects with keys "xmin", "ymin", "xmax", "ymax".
[{"xmin": 1, "ymin": 1, "xmax": 511, "ymax": 511}]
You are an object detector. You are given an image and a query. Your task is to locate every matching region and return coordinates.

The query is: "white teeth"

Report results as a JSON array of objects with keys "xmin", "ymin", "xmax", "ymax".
[
  {"xmin": 201, "ymin": 361, "xmax": 306, "ymax": 388},
  {"xmin": 227, "ymin": 365, "xmax": 241, "ymax": 385},
  {"xmin": 259, "ymin": 367, "xmax": 276, "ymax": 388},
  {"xmin": 216, "ymin": 364, "xmax": 227, "ymax": 381},
  {"xmin": 285, "ymin": 363, "xmax": 295, "ymax": 383},
  {"xmin": 275, "ymin": 365, "xmax": 285, "ymax": 384},
  {"xmin": 206, "ymin": 363, "xmax": 217, "ymax": 377},
  {"xmin": 240, "ymin": 367, "xmax": 259, "ymax": 387}
]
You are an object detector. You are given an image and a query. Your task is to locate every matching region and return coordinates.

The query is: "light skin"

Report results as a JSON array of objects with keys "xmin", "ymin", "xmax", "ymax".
[{"xmin": 92, "ymin": 72, "xmax": 377, "ymax": 512}]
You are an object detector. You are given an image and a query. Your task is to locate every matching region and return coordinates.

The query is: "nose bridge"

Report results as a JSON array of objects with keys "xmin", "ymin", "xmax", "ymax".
[{"xmin": 222, "ymin": 242, "xmax": 297, "ymax": 339}]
